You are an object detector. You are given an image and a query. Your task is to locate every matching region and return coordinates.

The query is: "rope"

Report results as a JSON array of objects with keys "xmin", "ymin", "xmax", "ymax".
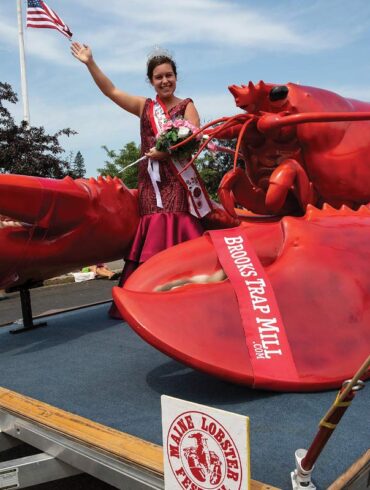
[{"xmin": 320, "ymin": 421, "xmax": 337, "ymax": 430}]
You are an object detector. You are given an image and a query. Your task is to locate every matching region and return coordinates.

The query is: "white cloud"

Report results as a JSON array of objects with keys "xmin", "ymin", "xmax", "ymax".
[
  {"xmin": 23, "ymin": 95, "xmax": 140, "ymax": 175},
  {"xmin": 193, "ymin": 92, "xmax": 240, "ymax": 123},
  {"xmin": 330, "ymin": 85, "xmax": 370, "ymax": 102},
  {"xmin": 0, "ymin": 20, "xmax": 17, "ymax": 46},
  {"xmin": 67, "ymin": 0, "xmax": 346, "ymax": 75},
  {"xmin": 23, "ymin": 30, "xmax": 73, "ymax": 66},
  {"xmin": 30, "ymin": 97, "xmax": 137, "ymax": 141},
  {"xmin": 2, "ymin": 0, "xmax": 366, "ymax": 73},
  {"xmin": 0, "ymin": 13, "xmax": 73, "ymax": 66}
]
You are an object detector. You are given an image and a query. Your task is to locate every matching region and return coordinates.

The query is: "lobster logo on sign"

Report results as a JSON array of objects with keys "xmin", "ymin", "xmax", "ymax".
[
  {"xmin": 183, "ymin": 433, "xmax": 222, "ymax": 485},
  {"xmin": 166, "ymin": 410, "xmax": 242, "ymax": 489}
]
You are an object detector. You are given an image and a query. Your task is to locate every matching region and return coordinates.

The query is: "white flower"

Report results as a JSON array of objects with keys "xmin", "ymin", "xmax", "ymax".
[{"xmin": 177, "ymin": 126, "xmax": 191, "ymax": 138}]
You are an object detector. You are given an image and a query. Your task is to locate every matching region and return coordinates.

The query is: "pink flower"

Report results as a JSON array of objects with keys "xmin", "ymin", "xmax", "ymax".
[
  {"xmin": 162, "ymin": 121, "xmax": 174, "ymax": 131},
  {"xmin": 172, "ymin": 119, "xmax": 184, "ymax": 129},
  {"xmin": 181, "ymin": 119, "xmax": 197, "ymax": 131}
]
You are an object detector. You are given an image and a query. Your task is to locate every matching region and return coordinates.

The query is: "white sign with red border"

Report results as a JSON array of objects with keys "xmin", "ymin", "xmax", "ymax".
[{"xmin": 162, "ymin": 395, "xmax": 250, "ymax": 489}]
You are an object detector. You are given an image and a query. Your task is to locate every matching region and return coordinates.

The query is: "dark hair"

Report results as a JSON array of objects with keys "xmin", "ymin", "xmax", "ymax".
[{"xmin": 147, "ymin": 55, "xmax": 177, "ymax": 81}]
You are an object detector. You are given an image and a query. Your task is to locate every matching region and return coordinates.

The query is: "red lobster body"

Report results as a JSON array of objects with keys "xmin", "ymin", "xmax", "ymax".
[
  {"xmin": 278, "ymin": 84, "xmax": 370, "ymax": 206},
  {"xmin": 218, "ymin": 82, "xmax": 370, "ymax": 215}
]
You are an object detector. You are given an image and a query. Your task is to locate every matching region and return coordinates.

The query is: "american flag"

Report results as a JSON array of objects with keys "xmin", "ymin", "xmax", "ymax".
[{"xmin": 26, "ymin": 0, "xmax": 73, "ymax": 39}]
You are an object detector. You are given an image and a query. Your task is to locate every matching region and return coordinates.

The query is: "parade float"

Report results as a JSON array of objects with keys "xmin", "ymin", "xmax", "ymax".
[{"xmin": 0, "ymin": 81, "xmax": 369, "ymax": 489}]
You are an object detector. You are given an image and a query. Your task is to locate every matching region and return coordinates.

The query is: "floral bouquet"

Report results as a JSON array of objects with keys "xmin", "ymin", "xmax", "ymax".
[{"xmin": 155, "ymin": 118, "xmax": 201, "ymax": 161}]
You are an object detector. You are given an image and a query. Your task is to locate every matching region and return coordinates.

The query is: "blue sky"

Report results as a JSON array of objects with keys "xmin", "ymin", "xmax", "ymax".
[{"xmin": 2, "ymin": 0, "xmax": 370, "ymax": 177}]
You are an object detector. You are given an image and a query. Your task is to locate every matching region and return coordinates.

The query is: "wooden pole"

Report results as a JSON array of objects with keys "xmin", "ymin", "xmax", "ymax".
[
  {"xmin": 301, "ymin": 355, "xmax": 369, "ymax": 471},
  {"xmin": 320, "ymin": 355, "xmax": 370, "ymax": 423}
]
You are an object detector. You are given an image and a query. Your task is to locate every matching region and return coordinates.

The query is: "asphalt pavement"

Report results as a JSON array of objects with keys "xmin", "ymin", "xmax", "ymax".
[{"xmin": 0, "ymin": 261, "xmax": 124, "ymax": 326}]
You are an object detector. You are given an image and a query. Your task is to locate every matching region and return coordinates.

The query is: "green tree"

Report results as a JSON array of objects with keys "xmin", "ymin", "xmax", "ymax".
[
  {"xmin": 97, "ymin": 141, "xmax": 140, "ymax": 189},
  {"xmin": 71, "ymin": 150, "xmax": 86, "ymax": 178},
  {"xmin": 0, "ymin": 82, "xmax": 76, "ymax": 178}
]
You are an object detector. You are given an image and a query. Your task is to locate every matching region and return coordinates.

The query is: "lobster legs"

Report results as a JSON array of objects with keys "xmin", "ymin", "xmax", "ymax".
[
  {"xmin": 218, "ymin": 158, "xmax": 315, "ymax": 216},
  {"xmin": 266, "ymin": 158, "xmax": 315, "ymax": 212}
]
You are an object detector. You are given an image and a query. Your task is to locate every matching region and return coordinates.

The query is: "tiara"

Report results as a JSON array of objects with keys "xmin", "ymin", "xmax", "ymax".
[{"xmin": 147, "ymin": 45, "xmax": 173, "ymax": 63}]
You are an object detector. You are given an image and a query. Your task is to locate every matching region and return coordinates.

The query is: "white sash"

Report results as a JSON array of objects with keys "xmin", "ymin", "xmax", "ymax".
[
  {"xmin": 147, "ymin": 158, "xmax": 163, "ymax": 208},
  {"xmin": 150, "ymin": 98, "xmax": 212, "ymax": 218}
]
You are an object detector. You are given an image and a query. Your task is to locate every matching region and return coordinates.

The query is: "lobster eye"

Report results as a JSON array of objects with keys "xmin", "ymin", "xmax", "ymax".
[{"xmin": 269, "ymin": 86, "xmax": 289, "ymax": 102}]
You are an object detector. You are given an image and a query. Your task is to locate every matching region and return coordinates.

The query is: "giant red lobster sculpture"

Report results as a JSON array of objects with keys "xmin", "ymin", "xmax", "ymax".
[
  {"xmin": 0, "ymin": 81, "xmax": 369, "ymax": 391},
  {"xmin": 0, "ymin": 175, "xmax": 139, "ymax": 289}
]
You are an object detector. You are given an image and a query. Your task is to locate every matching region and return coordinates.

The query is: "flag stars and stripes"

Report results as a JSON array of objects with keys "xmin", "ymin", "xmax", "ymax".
[{"xmin": 26, "ymin": 0, "xmax": 72, "ymax": 39}]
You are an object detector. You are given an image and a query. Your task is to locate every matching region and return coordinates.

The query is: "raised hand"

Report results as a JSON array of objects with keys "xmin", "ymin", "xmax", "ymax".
[{"xmin": 71, "ymin": 42, "xmax": 93, "ymax": 64}]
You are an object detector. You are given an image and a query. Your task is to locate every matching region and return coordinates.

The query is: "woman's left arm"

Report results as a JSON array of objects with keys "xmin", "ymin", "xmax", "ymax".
[{"xmin": 184, "ymin": 101, "xmax": 200, "ymax": 127}]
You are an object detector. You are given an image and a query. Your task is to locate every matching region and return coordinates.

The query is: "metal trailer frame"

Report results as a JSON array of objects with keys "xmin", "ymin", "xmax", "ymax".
[
  {"xmin": 0, "ymin": 388, "xmax": 276, "ymax": 490},
  {"xmin": 0, "ymin": 386, "xmax": 165, "ymax": 490},
  {"xmin": 0, "ymin": 411, "xmax": 164, "ymax": 489}
]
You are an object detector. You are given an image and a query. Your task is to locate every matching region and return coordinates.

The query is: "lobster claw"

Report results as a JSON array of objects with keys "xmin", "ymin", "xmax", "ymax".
[
  {"xmin": 113, "ymin": 207, "xmax": 370, "ymax": 391},
  {"xmin": 0, "ymin": 174, "xmax": 140, "ymax": 289},
  {"xmin": 0, "ymin": 174, "xmax": 90, "ymax": 232}
]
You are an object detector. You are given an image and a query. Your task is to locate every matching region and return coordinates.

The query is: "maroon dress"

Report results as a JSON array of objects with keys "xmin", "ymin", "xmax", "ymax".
[{"xmin": 116, "ymin": 97, "xmax": 204, "ymax": 291}]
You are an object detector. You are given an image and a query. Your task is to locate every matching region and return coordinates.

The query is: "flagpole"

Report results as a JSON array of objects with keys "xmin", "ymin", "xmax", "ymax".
[{"xmin": 16, "ymin": 0, "xmax": 30, "ymax": 125}]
